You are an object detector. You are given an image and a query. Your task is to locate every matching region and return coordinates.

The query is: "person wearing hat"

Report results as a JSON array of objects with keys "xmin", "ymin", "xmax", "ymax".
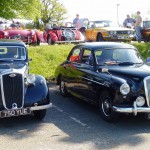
[{"xmin": 135, "ymin": 11, "xmax": 142, "ymax": 42}]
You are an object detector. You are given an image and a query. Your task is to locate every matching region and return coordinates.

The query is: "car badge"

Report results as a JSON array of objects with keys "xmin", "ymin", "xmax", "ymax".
[
  {"xmin": 9, "ymin": 74, "xmax": 16, "ymax": 77},
  {"xmin": 12, "ymin": 103, "xmax": 17, "ymax": 109}
]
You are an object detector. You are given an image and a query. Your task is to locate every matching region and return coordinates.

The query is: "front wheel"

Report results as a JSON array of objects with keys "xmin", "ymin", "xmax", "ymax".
[
  {"xmin": 47, "ymin": 35, "xmax": 54, "ymax": 45},
  {"xmin": 98, "ymin": 91, "xmax": 119, "ymax": 122},
  {"xmin": 32, "ymin": 109, "xmax": 46, "ymax": 120},
  {"xmin": 96, "ymin": 33, "xmax": 105, "ymax": 42},
  {"xmin": 59, "ymin": 76, "xmax": 69, "ymax": 97}
]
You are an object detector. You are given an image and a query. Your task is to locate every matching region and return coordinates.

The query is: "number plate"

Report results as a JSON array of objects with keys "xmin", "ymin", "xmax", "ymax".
[
  {"xmin": 118, "ymin": 36, "xmax": 125, "ymax": 39},
  {"xmin": 0, "ymin": 108, "xmax": 31, "ymax": 118}
]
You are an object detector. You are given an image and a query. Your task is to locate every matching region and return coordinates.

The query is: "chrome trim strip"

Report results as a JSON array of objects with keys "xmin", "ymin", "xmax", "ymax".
[
  {"xmin": 30, "ymin": 103, "xmax": 52, "ymax": 111},
  {"xmin": 1, "ymin": 72, "xmax": 24, "ymax": 109},
  {"xmin": 79, "ymin": 76, "xmax": 106, "ymax": 86},
  {"xmin": 143, "ymin": 76, "xmax": 150, "ymax": 107},
  {"xmin": 56, "ymin": 40, "xmax": 84, "ymax": 43}
]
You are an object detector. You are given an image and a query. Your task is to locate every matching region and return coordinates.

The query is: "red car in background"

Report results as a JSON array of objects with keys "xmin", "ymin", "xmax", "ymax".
[
  {"xmin": 36, "ymin": 26, "xmax": 85, "ymax": 45},
  {"xmin": 0, "ymin": 29, "xmax": 39, "ymax": 45}
]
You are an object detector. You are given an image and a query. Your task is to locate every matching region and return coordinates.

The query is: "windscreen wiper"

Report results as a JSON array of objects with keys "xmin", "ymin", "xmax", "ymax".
[{"xmin": 117, "ymin": 62, "xmax": 134, "ymax": 65}]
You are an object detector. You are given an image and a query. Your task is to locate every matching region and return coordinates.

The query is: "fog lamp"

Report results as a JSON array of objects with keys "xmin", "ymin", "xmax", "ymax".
[{"xmin": 136, "ymin": 96, "xmax": 145, "ymax": 107}]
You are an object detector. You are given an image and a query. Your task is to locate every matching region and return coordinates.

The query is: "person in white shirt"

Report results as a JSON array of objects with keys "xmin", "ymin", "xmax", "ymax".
[{"xmin": 123, "ymin": 15, "xmax": 135, "ymax": 28}]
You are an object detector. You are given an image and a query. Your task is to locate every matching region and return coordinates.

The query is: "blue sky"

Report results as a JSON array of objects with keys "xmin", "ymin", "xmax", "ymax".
[{"xmin": 59, "ymin": 0, "xmax": 150, "ymax": 24}]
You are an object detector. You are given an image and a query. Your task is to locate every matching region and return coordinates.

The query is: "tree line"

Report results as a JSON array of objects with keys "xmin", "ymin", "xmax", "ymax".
[{"xmin": 0, "ymin": 0, "xmax": 67, "ymax": 27}]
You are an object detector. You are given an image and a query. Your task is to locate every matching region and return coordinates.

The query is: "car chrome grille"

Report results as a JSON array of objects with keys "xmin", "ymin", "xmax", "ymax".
[
  {"xmin": 144, "ymin": 76, "xmax": 150, "ymax": 107},
  {"xmin": 62, "ymin": 29, "xmax": 75, "ymax": 41},
  {"xmin": 116, "ymin": 31, "xmax": 128, "ymax": 34},
  {"xmin": 1, "ymin": 73, "xmax": 24, "ymax": 109},
  {"xmin": 11, "ymin": 35, "xmax": 27, "ymax": 40}
]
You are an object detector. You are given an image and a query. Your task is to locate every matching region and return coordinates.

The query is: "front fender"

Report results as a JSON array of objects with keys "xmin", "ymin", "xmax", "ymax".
[
  {"xmin": 49, "ymin": 32, "xmax": 58, "ymax": 42},
  {"xmin": 24, "ymin": 75, "xmax": 50, "ymax": 107}
]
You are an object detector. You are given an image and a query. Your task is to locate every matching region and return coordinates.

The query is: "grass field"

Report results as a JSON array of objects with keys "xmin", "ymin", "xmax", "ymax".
[
  {"xmin": 28, "ymin": 42, "xmax": 150, "ymax": 80},
  {"xmin": 28, "ymin": 44, "xmax": 74, "ymax": 80}
]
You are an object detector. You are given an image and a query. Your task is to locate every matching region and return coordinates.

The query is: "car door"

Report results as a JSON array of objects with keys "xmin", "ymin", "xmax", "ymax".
[
  {"xmin": 65, "ymin": 46, "xmax": 82, "ymax": 93},
  {"xmin": 73, "ymin": 48, "xmax": 97, "ymax": 102}
]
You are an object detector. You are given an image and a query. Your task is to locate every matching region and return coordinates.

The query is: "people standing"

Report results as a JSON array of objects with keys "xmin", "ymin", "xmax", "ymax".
[
  {"xmin": 123, "ymin": 15, "xmax": 135, "ymax": 28},
  {"xmin": 73, "ymin": 14, "xmax": 80, "ymax": 28},
  {"xmin": 73, "ymin": 14, "xmax": 86, "ymax": 36},
  {"xmin": 134, "ymin": 11, "xmax": 142, "ymax": 43}
]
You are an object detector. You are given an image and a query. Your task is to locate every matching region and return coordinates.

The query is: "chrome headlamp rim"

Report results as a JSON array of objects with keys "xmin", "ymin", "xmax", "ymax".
[
  {"xmin": 120, "ymin": 83, "xmax": 130, "ymax": 95},
  {"xmin": 26, "ymin": 74, "xmax": 36, "ymax": 84}
]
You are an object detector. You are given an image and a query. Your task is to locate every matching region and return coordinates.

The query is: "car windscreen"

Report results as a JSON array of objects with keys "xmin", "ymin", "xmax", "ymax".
[
  {"xmin": 0, "ymin": 46, "xmax": 26, "ymax": 60},
  {"xmin": 94, "ymin": 20, "xmax": 119, "ymax": 27},
  {"xmin": 95, "ymin": 48, "xmax": 144, "ymax": 65}
]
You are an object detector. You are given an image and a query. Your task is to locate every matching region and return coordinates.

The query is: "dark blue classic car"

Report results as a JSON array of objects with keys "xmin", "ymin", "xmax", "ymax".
[
  {"xmin": 0, "ymin": 39, "xmax": 52, "ymax": 120},
  {"xmin": 55, "ymin": 42, "xmax": 150, "ymax": 122}
]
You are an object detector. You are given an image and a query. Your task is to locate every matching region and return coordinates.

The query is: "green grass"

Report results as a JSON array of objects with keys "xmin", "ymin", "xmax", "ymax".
[
  {"xmin": 28, "ymin": 44, "xmax": 74, "ymax": 80},
  {"xmin": 28, "ymin": 42, "xmax": 150, "ymax": 80},
  {"xmin": 132, "ymin": 42, "xmax": 150, "ymax": 58}
]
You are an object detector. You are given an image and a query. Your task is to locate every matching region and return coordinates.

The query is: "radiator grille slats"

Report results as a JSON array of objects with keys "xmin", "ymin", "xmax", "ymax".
[{"xmin": 2, "ymin": 73, "xmax": 23, "ymax": 109}]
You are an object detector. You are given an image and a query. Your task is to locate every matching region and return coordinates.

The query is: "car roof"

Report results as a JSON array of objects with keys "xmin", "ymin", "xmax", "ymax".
[
  {"xmin": 0, "ymin": 39, "xmax": 26, "ymax": 47},
  {"xmin": 75, "ymin": 42, "xmax": 136, "ymax": 50}
]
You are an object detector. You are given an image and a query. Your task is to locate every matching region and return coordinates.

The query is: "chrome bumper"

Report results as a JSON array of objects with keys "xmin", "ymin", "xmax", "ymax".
[
  {"xmin": 113, "ymin": 102, "xmax": 150, "ymax": 116},
  {"xmin": 30, "ymin": 103, "xmax": 52, "ymax": 111}
]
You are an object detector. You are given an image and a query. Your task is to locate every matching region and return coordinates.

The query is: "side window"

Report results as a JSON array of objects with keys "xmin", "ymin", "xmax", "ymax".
[
  {"xmin": 69, "ymin": 48, "xmax": 80, "ymax": 62},
  {"xmin": 95, "ymin": 50, "xmax": 103, "ymax": 64},
  {"xmin": 81, "ymin": 49, "xmax": 94, "ymax": 65},
  {"xmin": 88, "ymin": 22, "xmax": 95, "ymax": 28}
]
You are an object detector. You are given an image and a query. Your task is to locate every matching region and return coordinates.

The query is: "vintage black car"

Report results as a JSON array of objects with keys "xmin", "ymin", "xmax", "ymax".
[
  {"xmin": 55, "ymin": 42, "xmax": 150, "ymax": 122},
  {"xmin": 0, "ymin": 39, "xmax": 52, "ymax": 120}
]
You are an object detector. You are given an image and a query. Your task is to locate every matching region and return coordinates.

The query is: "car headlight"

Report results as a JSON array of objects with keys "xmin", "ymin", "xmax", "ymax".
[
  {"xmin": 128, "ymin": 31, "xmax": 131, "ymax": 34},
  {"xmin": 113, "ymin": 31, "xmax": 117, "ymax": 34},
  {"xmin": 5, "ymin": 32, "xmax": 8, "ymax": 36},
  {"xmin": 27, "ymin": 74, "xmax": 35, "ymax": 84},
  {"xmin": 136, "ymin": 96, "xmax": 145, "ymax": 107},
  {"xmin": 31, "ymin": 30, "xmax": 35, "ymax": 36},
  {"xmin": 109, "ymin": 31, "xmax": 117, "ymax": 35},
  {"xmin": 120, "ymin": 83, "xmax": 130, "ymax": 95},
  {"xmin": 109, "ymin": 31, "xmax": 113, "ymax": 35}
]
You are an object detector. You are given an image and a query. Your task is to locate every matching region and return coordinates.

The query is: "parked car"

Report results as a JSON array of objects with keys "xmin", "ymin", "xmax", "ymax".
[
  {"xmin": 36, "ymin": 26, "xmax": 85, "ymax": 45},
  {"xmin": 0, "ymin": 39, "xmax": 52, "ymax": 119},
  {"xmin": 141, "ymin": 20, "xmax": 150, "ymax": 42},
  {"xmin": 0, "ymin": 29, "xmax": 39, "ymax": 45},
  {"xmin": 85, "ymin": 20, "xmax": 135, "ymax": 42},
  {"xmin": 55, "ymin": 42, "xmax": 150, "ymax": 122}
]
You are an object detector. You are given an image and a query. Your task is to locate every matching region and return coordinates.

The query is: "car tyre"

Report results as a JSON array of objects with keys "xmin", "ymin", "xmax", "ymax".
[
  {"xmin": 96, "ymin": 33, "xmax": 105, "ymax": 42},
  {"xmin": 98, "ymin": 91, "xmax": 120, "ymax": 122},
  {"xmin": 48, "ymin": 35, "xmax": 54, "ymax": 45},
  {"xmin": 32, "ymin": 109, "xmax": 46, "ymax": 120},
  {"xmin": 32, "ymin": 36, "xmax": 40, "ymax": 46},
  {"xmin": 36, "ymin": 37, "xmax": 40, "ymax": 46},
  {"xmin": 59, "ymin": 76, "xmax": 69, "ymax": 97}
]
